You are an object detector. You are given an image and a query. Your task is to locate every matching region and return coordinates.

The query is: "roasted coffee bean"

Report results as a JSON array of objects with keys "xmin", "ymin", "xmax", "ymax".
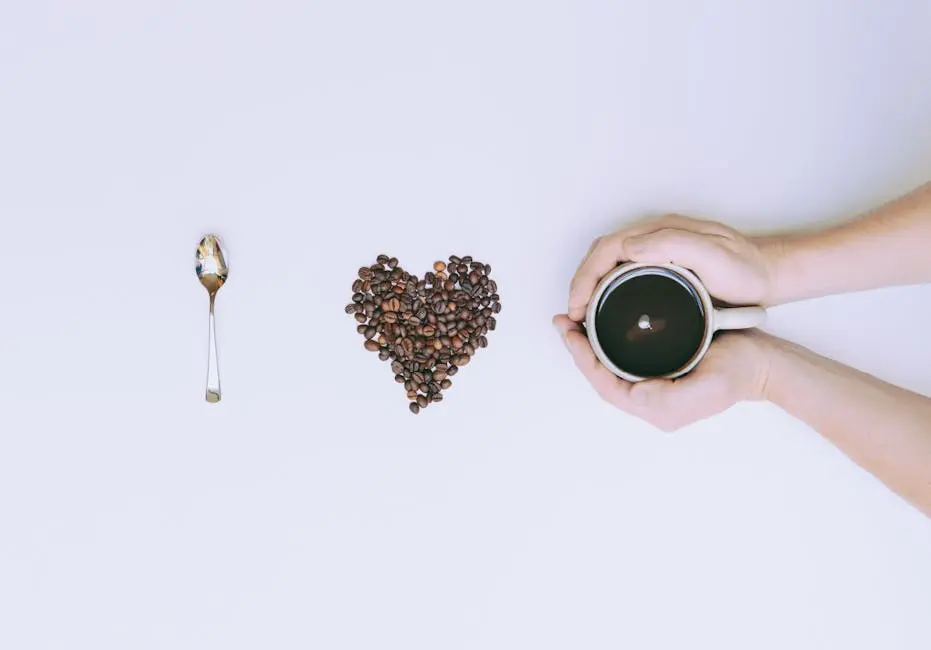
[
  {"xmin": 488, "ymin": 317, "xmax": 497, "ymax": 330},
  {"xmin": 348, "ymin": 253, "xmax": 499, "ymax": 412},
  {"xmin": 409, "ymin": 402, "xmax": 421, "ymax": 414}
]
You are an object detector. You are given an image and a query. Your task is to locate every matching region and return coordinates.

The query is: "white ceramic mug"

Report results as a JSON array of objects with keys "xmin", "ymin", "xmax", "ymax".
[{"xmin": 585, "ymin": 262, "xmax": 766, "ymax": 382}]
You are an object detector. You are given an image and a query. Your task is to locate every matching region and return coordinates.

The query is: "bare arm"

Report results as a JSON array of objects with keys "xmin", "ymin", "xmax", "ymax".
[
  {"xmin": 763, "ymin": 335, "xmax": 931, "ymax": 516},
  {"xmin": 763, "ymin": 182, "xmax": 931, "ymax": 304}
]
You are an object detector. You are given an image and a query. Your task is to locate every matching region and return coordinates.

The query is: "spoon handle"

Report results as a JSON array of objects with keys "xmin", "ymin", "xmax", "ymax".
[{"xmin": 206, "ymin": 295, "xmax": 221, "ymax": 403}]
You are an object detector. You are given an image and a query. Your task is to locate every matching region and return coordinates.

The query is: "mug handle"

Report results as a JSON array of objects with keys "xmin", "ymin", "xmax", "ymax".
[{"xmin": 713, "ymin": 306, "xmax": 767, "ymax": 331}]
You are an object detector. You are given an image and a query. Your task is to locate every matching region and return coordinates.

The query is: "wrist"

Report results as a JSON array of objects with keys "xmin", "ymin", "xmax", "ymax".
[
  {"xmin": 757, "ymin": 236, "xmax": 791, "ymax": 306},
  {"xmin": 741, "ymin": 329, "xmax": 782, "ymax": 402}
]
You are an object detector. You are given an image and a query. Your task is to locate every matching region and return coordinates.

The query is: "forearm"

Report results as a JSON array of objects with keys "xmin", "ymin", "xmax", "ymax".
[
  {"xmin": 761, "ymin": 182, "xmax": 931, "ymax": 304},
  {"xmin": 762, "ymin": 336, "xmax": 931, "ymax": 517}
]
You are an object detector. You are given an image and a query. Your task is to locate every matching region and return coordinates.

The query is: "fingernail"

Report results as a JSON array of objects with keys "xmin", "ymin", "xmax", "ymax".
[{"xmin": 553, "ymin": 323, "xmax": 570, "ymax": 350}]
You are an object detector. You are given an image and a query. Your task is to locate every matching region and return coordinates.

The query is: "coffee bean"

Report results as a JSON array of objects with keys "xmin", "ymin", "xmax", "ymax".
[
  {"xmin": 488, "ymin": 317, "xmax": 497, "ymax": 330},
  {"xmin": 409, "ymin": 402, "xmax": 420, "ymax": 414},
  {"xmin": 348, "ymin": 253, "xmax": 498, "ymax": 412}
]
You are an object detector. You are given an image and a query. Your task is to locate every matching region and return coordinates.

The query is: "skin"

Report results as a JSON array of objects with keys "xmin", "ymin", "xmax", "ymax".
[{"xmin": 555, "ymin": 182, "xmax": 931, "ymax": 517}]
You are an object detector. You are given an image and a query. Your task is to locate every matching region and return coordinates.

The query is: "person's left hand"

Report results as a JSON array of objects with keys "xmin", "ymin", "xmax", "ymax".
[{"xmin": 553, "ymin": 315, "xmax": 772, "ymax": 431}]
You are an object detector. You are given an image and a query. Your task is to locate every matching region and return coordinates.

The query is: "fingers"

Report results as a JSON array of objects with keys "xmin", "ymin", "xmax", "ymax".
[
  {"xmin": 567, "ymin": 232, "xmax": 632, "ymax": 320},
  {"xmin": 552, "ymin": 314, "xmax": 634, "ymax": 408},
  {"xmin": 567, "ymin": 215, "xmax": 721, "ymax": 321},
  {"xmin": 627, "ymin": 362, "xmax": 732, "ymax": 431},
  {"xmin": 624, "ymin": 228, "xmax": 729, "ymax": 271}
]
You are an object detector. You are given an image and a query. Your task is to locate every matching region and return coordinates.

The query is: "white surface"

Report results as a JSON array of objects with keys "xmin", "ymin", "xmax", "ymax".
[{"xmin": 2, "ymin": 1, "xmax": 931, "ymax": 648}]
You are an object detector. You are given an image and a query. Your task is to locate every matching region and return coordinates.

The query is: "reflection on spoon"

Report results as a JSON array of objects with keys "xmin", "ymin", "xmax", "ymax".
[{"xmin": 195, "ymin": 235, "xmax": 229, "ymax": 403}]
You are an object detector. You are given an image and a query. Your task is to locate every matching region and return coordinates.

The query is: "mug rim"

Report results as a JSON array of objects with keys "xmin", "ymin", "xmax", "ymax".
[{"xmin": 584, "ymin": 262, "xmax": 715, "ymax": 383}]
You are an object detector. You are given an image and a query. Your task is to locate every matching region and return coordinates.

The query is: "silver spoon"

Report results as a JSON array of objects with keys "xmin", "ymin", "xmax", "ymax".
[{"xmin": 195, "ymin": 235, "xmax": 229, "ymax": 403}]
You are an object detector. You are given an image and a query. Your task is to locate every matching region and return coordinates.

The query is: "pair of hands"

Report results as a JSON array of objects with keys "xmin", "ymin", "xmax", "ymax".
[{"xmin": 554, "ymin": 215, "xmax": 777, "ymax": 431}]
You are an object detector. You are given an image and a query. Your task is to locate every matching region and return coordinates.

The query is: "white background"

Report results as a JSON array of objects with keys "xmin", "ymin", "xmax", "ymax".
[{"xmin": 2, "ymin": 1, "xmax": 931, "ymax": 648}]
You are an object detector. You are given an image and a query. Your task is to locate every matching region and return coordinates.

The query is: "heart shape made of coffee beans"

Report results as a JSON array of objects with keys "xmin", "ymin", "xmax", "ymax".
[{"xmin": 346, "ymin": 254, "xmax": 501, "ymax": 414}]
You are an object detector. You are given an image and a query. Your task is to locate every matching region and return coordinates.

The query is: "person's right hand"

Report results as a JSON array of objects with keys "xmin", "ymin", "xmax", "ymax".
[{"xmin": 568, "ymin": 214, "xmax": 777, "ymax": 321}]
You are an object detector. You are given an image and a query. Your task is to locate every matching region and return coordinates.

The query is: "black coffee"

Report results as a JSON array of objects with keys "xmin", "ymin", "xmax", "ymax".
[{"xmin": 594, "ymin": 271, "xmax": 705, "ymax": 378}]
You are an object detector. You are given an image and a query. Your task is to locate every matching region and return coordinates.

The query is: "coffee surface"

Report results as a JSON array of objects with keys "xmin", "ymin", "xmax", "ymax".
[{"xmin": 594, "ymin": 273, "xmax": 705, "ymax": 378}]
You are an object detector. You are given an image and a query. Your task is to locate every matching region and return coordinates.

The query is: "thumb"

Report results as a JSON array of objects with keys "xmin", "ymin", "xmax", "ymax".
[{"xmin": 625, "ymin": 228, "xmax": 726, "ymax": 270}]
